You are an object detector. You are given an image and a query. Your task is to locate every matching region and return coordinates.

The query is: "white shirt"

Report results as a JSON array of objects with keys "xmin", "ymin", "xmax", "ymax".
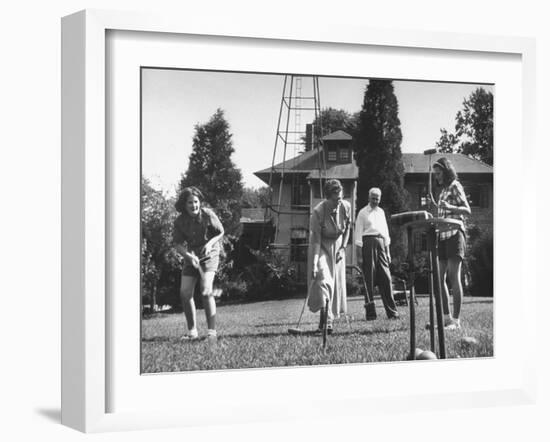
[{"xmin": 354, "ymin": 204, "xmax": 391, "ymax": 247}]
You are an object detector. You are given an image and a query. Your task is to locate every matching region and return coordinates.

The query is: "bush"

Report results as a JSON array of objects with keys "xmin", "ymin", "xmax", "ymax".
[
  {"xmin": 220, "ymin": 280, "xmax": 250, "ymax": 301},
  {"xmin": 346, "ymin": 273, "xmax": 363, "ymax": 298},
  {"xmin": 391, "ymin": 250, "xmax": 431, "ymax": 294},
  {"xmin": 218, "ymin": 246, "xmax": 300, "ymax": 302},
  {"xmin": 465, "ymin": 225, "xmax": 493, "ymax": 297},
  {"xmin": 214, "ymin": 234, "xmax": 239, "ymax": 287}
]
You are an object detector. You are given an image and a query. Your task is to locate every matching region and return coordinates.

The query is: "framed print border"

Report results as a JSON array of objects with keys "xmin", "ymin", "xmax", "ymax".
[{"xmin": 61, "ymin": 9, "xmax": 537, "ymax": 433}]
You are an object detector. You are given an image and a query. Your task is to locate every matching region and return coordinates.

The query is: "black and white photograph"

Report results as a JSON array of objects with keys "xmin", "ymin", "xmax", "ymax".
[
  {"xmin": 140, "ymin": 68, "xmax": 494, "ymax": 373},
  {"xmin": 5, "ymin": 0, "xmax": 549, "ymax": 438}
]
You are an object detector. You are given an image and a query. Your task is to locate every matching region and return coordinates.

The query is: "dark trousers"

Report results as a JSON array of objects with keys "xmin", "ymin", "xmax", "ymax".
[{"xmin": 362, "ymin": 236, "xmax": 398, "ymax": 318}]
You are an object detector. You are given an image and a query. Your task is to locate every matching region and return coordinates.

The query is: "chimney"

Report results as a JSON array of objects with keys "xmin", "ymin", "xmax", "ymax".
[{"xmin": 305, "ymin": 123, "xmax": 313, "ymax": 152}]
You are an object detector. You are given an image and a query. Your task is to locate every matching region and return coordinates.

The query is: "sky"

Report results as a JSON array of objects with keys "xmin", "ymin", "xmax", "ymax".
[{"xmin": 142, "ymin": 68, "xmax": 493, "ymax": 196}]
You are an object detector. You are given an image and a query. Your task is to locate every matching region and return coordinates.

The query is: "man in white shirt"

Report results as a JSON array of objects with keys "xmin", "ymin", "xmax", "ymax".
[{"xmin": 355, "ymin": 187, "xmax": 399, "ymax": 319}]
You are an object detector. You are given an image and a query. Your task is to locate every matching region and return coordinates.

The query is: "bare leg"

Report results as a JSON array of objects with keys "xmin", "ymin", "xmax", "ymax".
[
  {"xmin": 201, "ymin": 272, "xmax": 217, "ymax": 331},
  {"xmin": 446, "ymin": 257, "xmax": 463, "ymax": 319},
  {"xmin": 203, "ymin": 296, "xmax": 216, "ymax": 330},
  {"xmin": 180, "ymin": 275, "xmax": 197, "ymax": 331},
  {"xmin": 438, "ymin": 260, "xmax": 451, "ymax": 316}
]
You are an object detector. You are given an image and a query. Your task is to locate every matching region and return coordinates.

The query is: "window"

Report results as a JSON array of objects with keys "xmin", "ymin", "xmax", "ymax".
[
  {"xmin": 327, "ymin": 149, "xmax": 337, "ymax": 162},
  {"xmin": 417, "ymin": 185, "xmax": 428, "ymax": 208},
  {"xmin": 290, "ymin": 238, "xmax": 307, "ymax": 262},
  {"xmin": 339, "ymin": 148, "xmax": 350, "ymax": 162},
  {"xmin": 465, "ymin": 185, "xmax": 480, "ymax": 207},
  {"xmin": 464, "ymin": 184, "xmax": 489, "ymax": 208},
  {"xmin": 291, "ymin": 182, "xmax": 309, "ymax": 208},
  {"xmin": 342, "ymin": 181, "xmax": 352, "ymax": 198},
  {"xmin": 311, "ymin": 181, "xmax": 322, "ymax": 199}
]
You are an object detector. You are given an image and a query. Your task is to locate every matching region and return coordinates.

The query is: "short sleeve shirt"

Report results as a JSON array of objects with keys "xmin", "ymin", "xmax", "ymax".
[
  {"xmin": 437, "ymin": 179, "xmax": 469, "ymax": 240},
  {"xmin": 310, "ymin": 200, "xmax": 351, "ymax": 241},
  {"xmin": 172, "ymin": 207, "xmax": 224, "ymax": 257}
]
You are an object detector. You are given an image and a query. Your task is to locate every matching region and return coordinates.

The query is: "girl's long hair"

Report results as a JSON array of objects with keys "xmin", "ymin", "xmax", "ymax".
[{"xmin": 175, "ymin": 186, "xmax": 204, "ymax": 214}]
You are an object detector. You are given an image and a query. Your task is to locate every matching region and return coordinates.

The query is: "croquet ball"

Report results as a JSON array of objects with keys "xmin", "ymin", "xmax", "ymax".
[
  {"xmin": 459, "ymin": 336, "xmax": 478, "ymax": 347},
  {"xmin": 417, "ymin": 350, "xmax": 438, "ymax": 360},
  {"xmin": 407, "ymin": 348, "xmax": 424, "ymax": 360}
]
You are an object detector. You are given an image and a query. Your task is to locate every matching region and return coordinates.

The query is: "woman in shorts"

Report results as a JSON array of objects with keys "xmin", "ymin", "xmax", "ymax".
[{"xmin": 432, "ymin": 157, "xmax": 471, "ymax": 330}]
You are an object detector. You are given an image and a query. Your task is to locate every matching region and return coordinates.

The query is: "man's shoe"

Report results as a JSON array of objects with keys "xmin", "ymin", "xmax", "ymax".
[
  {"xmin": 364, "ymin": 302, "xmax": 377, "ymax": 320},
  {"xmin": 388, "ymin": 314, "xmax": 400, "ymax": 320}
]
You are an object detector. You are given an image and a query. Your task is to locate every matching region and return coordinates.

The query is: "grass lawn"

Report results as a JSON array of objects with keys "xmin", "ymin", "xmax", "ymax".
[{"xmin": 141, "ymin": 295, "xmax": 493, "ymax": 373}]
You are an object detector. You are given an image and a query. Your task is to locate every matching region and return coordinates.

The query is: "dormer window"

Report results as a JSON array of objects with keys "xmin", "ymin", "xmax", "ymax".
[
  {"xmin": 339, "ymin": 148, "xmax": 350, "ymax": 162},
  {"xmin": 322, "ymin": 130, "xmax": 353, "ymax": 164}
]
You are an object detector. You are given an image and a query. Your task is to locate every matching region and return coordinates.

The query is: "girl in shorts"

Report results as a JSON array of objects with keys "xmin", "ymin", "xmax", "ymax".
[{"xmin": 173, "ymin": 187, "xmax": 224, "ymax": 340}]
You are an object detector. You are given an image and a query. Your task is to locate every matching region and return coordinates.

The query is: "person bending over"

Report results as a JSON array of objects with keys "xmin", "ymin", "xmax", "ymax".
[
  {"xmin": 307, "ymin": 179, "xmax": 351, "ymax": 333},
  {"xmin": 173, "ymin": 186, "xmax": 224, "ymax": 340}
]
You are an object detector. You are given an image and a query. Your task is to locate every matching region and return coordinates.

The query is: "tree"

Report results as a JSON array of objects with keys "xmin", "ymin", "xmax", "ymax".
[
  {"xmin": 179, "ymin": 109, "xmax": 244, "ymax": 230},
  {"xmin": 435, "ymin": 128, "xmax": 459, "ymax": 154},
  {"xmin": 141, "ymin": 178, "xmax": 180, "ymax": 310},
  {"xmin": 303, "ymin": 107, "xmax": 360, "ymax": 149},
  {"xmin": 435, "ymin": 87, "xmax": 494, "ymax": 165},
  {"xmin": 353, "ymin": 80, "xmax": 408, "ymax": 216}
]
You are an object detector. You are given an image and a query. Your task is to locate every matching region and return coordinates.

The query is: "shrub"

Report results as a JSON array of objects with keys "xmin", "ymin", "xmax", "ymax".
[
  {"xmin": 218, "ymin": 246, "xmax": 300, "ymax": 301},
  {"xmin": 391, "ymin": 251, "xmax": 431, "ymax": 294},
  {"xmin": 215, "ymin": 234, "xmax": 239, "ymax": 287},
  {"xmin": 346, "ymin": 274, "xmax": 363, "ymax": 298},
  {"xmin": 223, "ymin": 280, "xmax": 249, "ymax": 300},
  {"xmin": 465, "ymin": 225, "xmax": 493, "ymax": 297}
]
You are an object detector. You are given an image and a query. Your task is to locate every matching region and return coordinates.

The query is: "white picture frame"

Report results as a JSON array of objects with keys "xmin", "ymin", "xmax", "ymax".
[{"xmin": 61, "ymin": 9, "xmax": 537, "ymax": 433}]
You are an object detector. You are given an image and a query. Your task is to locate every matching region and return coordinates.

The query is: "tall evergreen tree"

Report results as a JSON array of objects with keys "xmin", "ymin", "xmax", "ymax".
[
  {"xmin": 353, "ymin": 80, "xmax": 408, "ymax": 216},
  {"xmin": 179, "ymin": 109, "xmax": 244, "ymax": 230}
]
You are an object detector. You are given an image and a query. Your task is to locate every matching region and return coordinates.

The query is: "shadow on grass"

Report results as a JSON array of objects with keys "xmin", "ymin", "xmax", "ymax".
[
  {"xmin": 142, "ymin": 322, "xmax": 409, "ymax": 343},
  {"xmin": 255, "ymin": 322, "xmax": 303, "ymax": 327}
]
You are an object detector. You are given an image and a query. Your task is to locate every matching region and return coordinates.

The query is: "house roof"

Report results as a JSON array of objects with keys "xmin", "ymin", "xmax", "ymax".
[
  {"xmin": 254, "ymin": 148, "xmax": 358, "ymax": 182},
  {"xmin": 254, "ymin": 148, "xmax": 321, "ymax": 183},
  {"xmin": 322, "ymin": 130, "xmax": 352, "ymax": 141},
  {"xmin": 308, "ymin": 163, "xmax": 358, "ymax": 180},
  {"xmin": 254, "ymin": 151, "xmax": 493, "ymax": 184},
  {"xmin": 240, "ymin": 208, "xmax": 268, "ymax": 223},
  {"xmin": 402, "ymin": 153, "xmax": 493, "ymax": 174}
]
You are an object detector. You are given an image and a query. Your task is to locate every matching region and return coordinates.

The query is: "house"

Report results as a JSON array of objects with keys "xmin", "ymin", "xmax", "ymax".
[
  {"xmin": 254, "ymin": 130, "xmax": 358, "ymax": 280},
  {"xmin": 238, "ymin": 208, "xmax": 274, "ymax": 251},
  {"xmin": 402, "ymin": 152, "xmax": 493, "ymax": 229},
  {"xmin": 252, "ymin": 130, "xmax": 493, "ymax": 281}
]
